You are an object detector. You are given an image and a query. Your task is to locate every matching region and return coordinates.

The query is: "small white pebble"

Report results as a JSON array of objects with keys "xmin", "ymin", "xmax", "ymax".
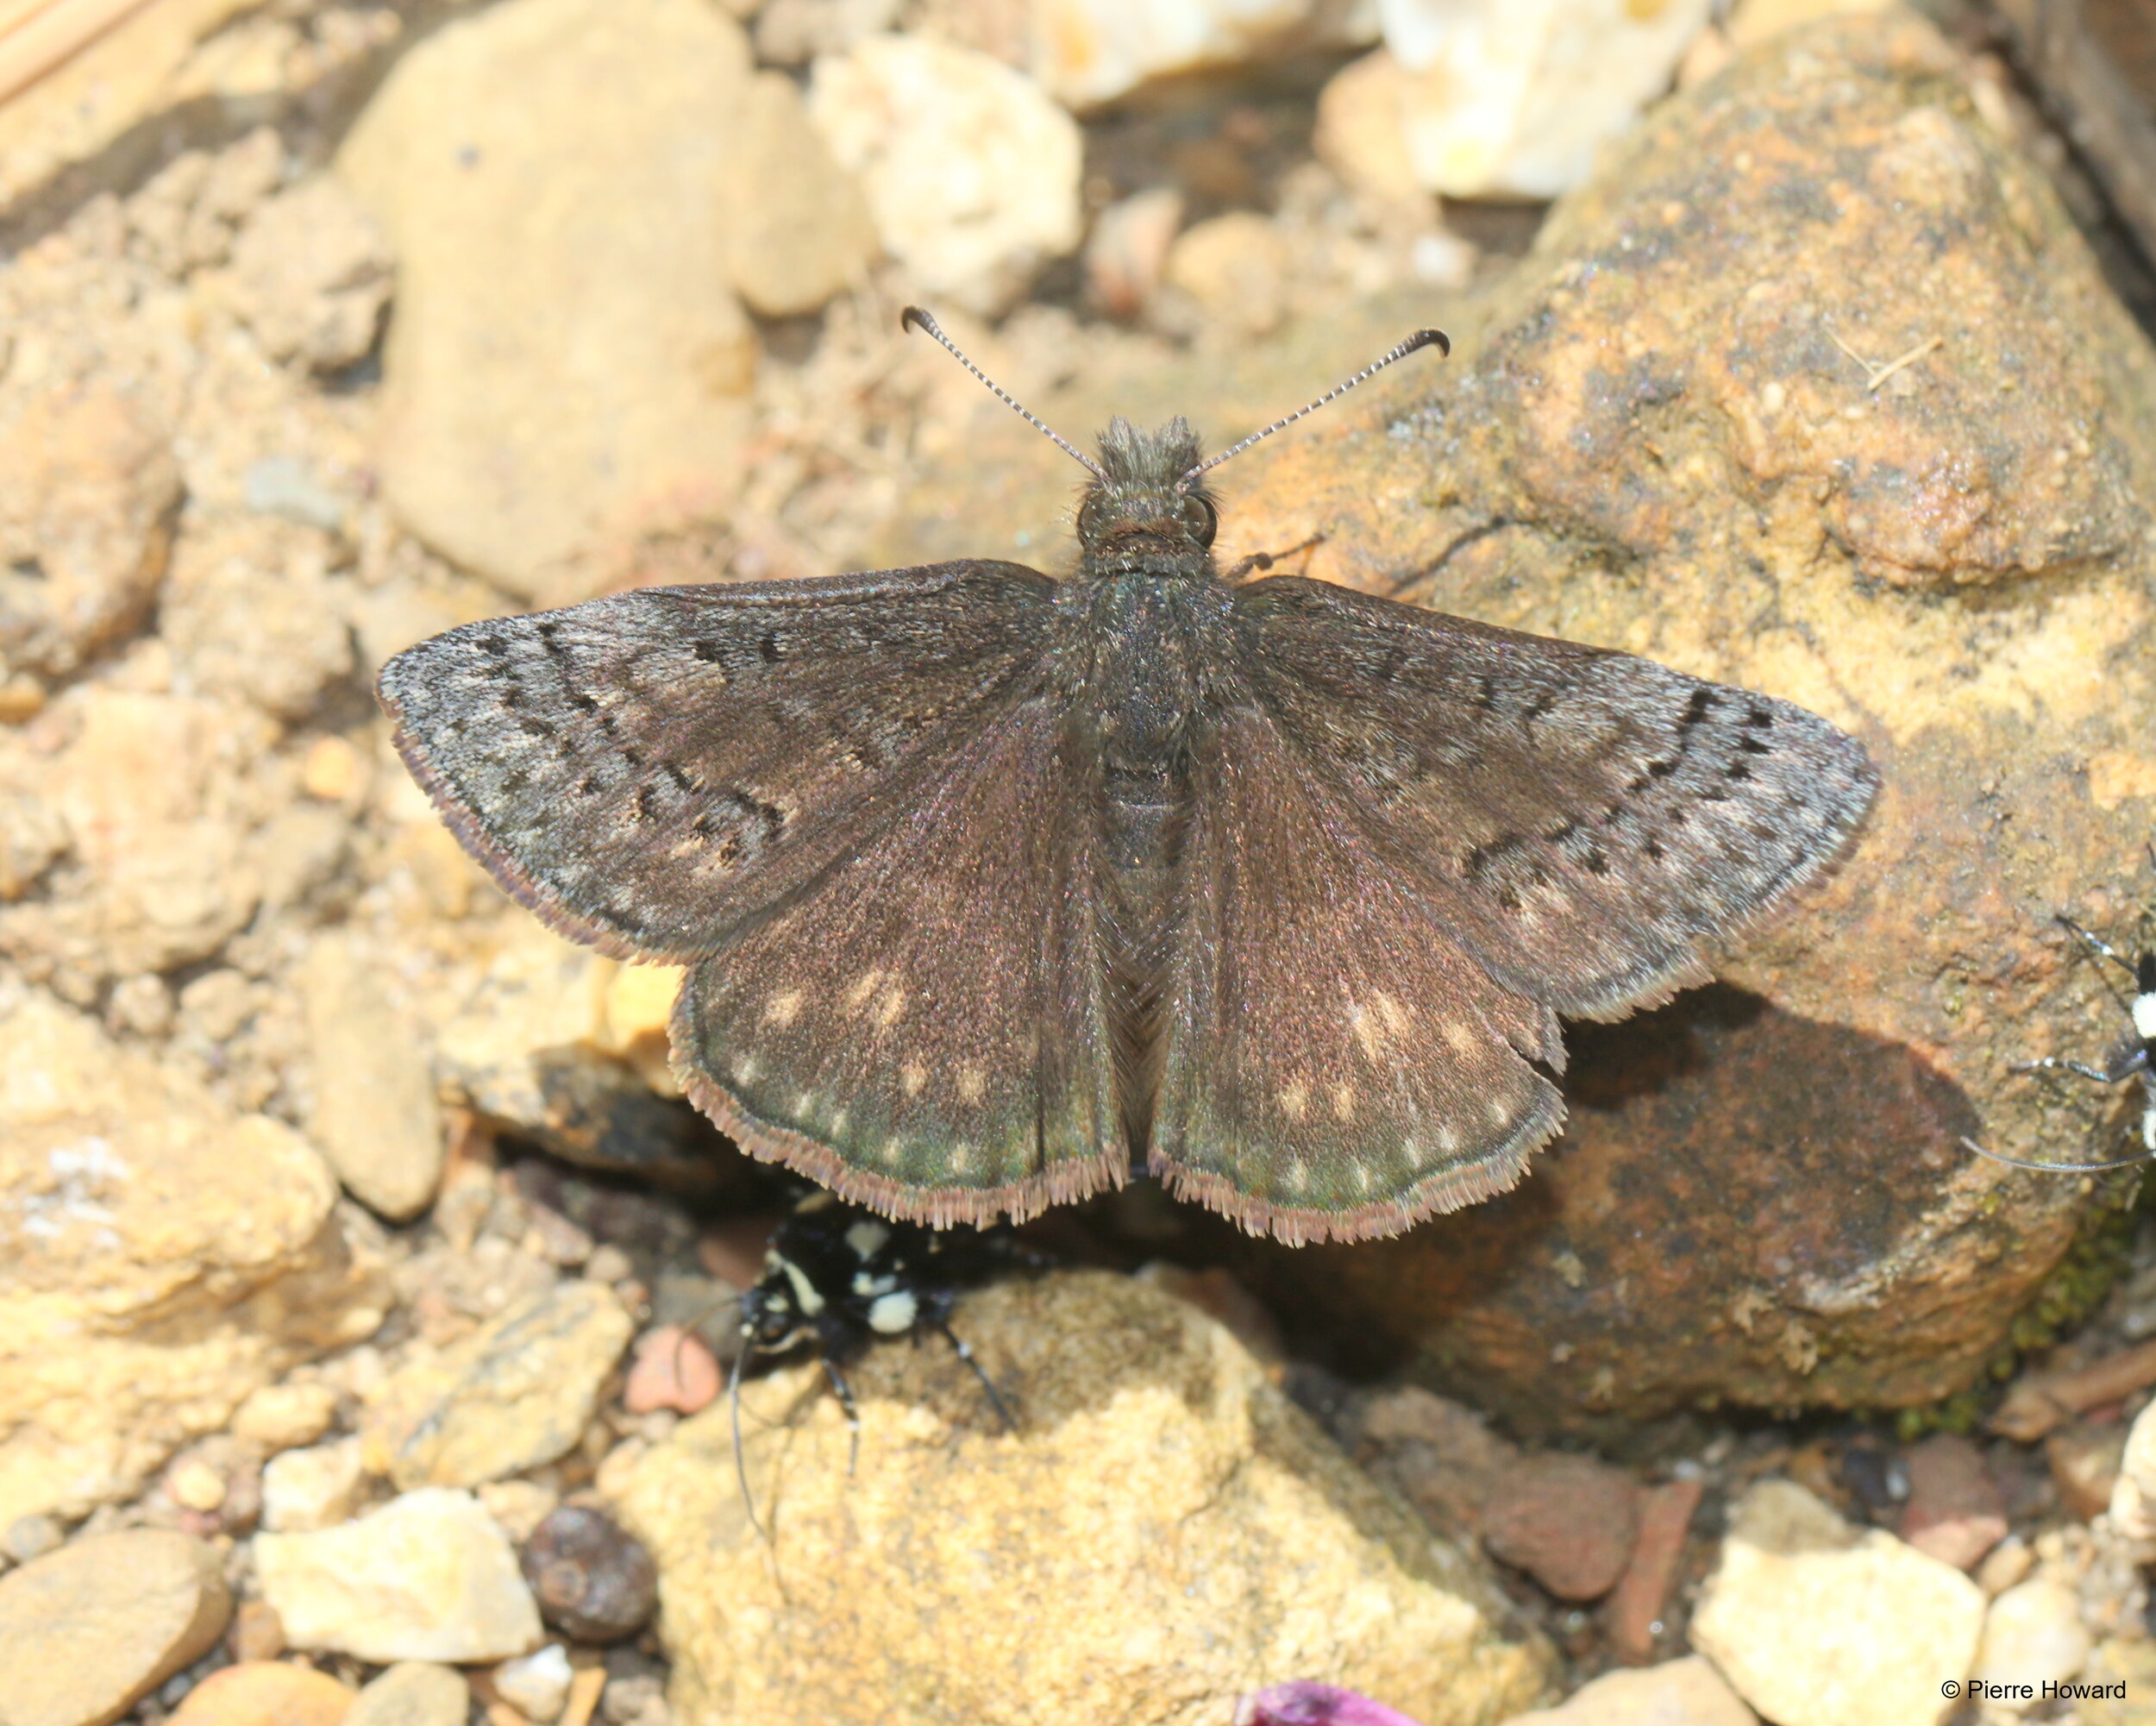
[{"xmin": 493, "ymin": 1643, "xmax": 574, "ymax": 1723}]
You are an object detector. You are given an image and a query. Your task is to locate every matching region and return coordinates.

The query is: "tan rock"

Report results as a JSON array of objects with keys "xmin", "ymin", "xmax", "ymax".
[
  {"xmin": 166, "ymin": 1660, "xmax": 357, "ymax": 1726},
  {"xmin": 1378, "ymin": 0, "xmax": 1714, "ymax": 197},
  {"xmin": 261, "ymin": 1436, "xmax": 368, "ymax": 1533},
  {"xmin": 0, "ymin": 989, "xmax": 388, "ymax": 1527},
  {"xmin": 806, "ymin": 34, "xmax": 1081, "ymax": 317},
  {"xmin": 0, "ymin": 382, "xmax": 181, "ymax": 683},
  {"xmin": 338, "ymin": 0, "xmax": 757, "ymax": 596},
  {"xmin": 1162, "ymin": 211, "xmax": 1291, "ymax": 340},
  {"xmin": 1503, "ymin": 1656, "xmax": 1756, "ymax": 1724},
  {"xmin": 231, "ymin": 1383, "xmax": 341, "ymax": 1454},
  {"xmin": 612, "ymin": 1271, "xmax": 1552, "ymax": 1726},
  {"xmin": 1083, "ymin": 187, "xmax": 1185, "ymax": 321},
  {"xmin": 1030, "ymin": 0, "xmax": 1378, "ymax": 108},
  {"xmin": 304, "ymin": 931, "xmax": 444, "ymax": 1221},
  {"xmin": 0, "ymin": 687, "xmax": 273, "ymax": 980},
  {"xmin": 255, "ymin": 1487, "xmax": 542, "ymax": 1664},
  {"xmin": 1689, "ymin": 1480, "xmax": 1984, "ymax": 1726},
  {"xmin": 226, "ymin": 175, "xmax": 395, "ymax": 372},
  {"xmin": 0, "ymin": 1530, "xmax": 231, "ymax": 1726},
  {"xmin": 1314, "ymin": 50, "xmax": 1426, "ymax": 206},
  {"xmin": 721, "ymin": 71, "xmax": 878, "ymax": 317},
  {"xmin": 0, "ymin": 0, "xmax": 255, "ymax": 211},
  {"xmin": 160, "ymin": 515, "xmax": 357, "ymax": 724},
  {"xmin": 347, "ymin": 1662, "xmax": 471, "ymax": 1726},
  {"xmin": 363, "ymin": 1281, "xmax": 632, "ymax": 1489},
  {"xmin": 1973, "ymin": 1578, "xmax": 2091, "ymax": 1696}
]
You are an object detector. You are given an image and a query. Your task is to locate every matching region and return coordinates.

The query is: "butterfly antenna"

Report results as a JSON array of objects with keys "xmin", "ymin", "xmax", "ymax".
[
  {"xmin": 1960, "ymin": 1134, "xmax": 2153, "ymax": 1174},
  {"xmin": 729, "ymin": 1346, "xmax": 768, "ymax": 1545},
  {"xmin": 901, "ymin": 306, "xmax": 1106, "ymax": 480},
  {"xmin": 1178, "ymin": 328, "xmax": 1451, "ymax": 487}
]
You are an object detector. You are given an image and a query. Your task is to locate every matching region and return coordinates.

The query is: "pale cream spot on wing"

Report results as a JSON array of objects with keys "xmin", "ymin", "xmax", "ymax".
[
  {"xmin": 956, "ymin": 1064, "xmax": 987, "ymax": 1105},
  {"xmin": 1351, "ymin": 1009, "xmax": 1382, "ymax": 1062},
  {"xmin": 1354, "ymin": 1164, "xmax": 1373, "ymax": 1193},
  {"xmin": 874, "ymin": 984, "xmax": 908, "ymax": 1029},
  {"xmin": 831, "ymin": 1109, "xmax": 849, "ymax": 1134},
  {"xmin": 949, "ymin": 1144, "xmax": 974, "ymax": 1176},
  {"xmin": 731, "ymin": 1054, "xmax": 759, "ymax": 1085},
  {"xmin": 900, "ymin": 1061, "xmax": 927, "ymax": 1098},
  {"xmin": 843, "ymin": 970, "xmax": 885, "ymax": 1014},
  {"xmin": 880, "ymin": 1137, "xmax": 905, "ymax": 1164},
  {"xmin": 1285, "ymin": 1158, "xmax": 1308, "ymax": 1193},
  {"xmin": 1278, "ymin": 1083, "xmax": 1310, "ymax": 1123},
  {"xmin": 1330, "ymin": 1083, "xmax": 1357, "ymax": 1122},
  {"xmin": 1443, "ymin": 1020, "xmax": 1478, "ymax": 1058},
  {"xmin": 793, "ymin": 1091, "xmax": 817, "ymax": 1115},
  {"xmin": 761, "ymin": 988, "xmax": 804, "ymax": 1027},
  {"xmin": 1374, "ymin": 992, "xmax": 1411, "ymax": 1038},
  {"xmin": 1401, "ymin": 1135, "xmax": 1423, "ymax": 1168},
  {"xmin": 1435, "ymin": 1124, "xmax": 1459, "ymax": 1154},
  {"xmin": 1485, "ymin": 1098, "xmax": 1512, "ymax": 1127}
]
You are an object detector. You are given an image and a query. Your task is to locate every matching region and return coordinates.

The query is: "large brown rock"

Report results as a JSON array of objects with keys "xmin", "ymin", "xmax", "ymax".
[
  {"xmin": 610, "ymin": 1271, "xmax": 1553, "ymax": 1726},
  {"xmin": 876, "ymin": 14, "xmax": 2156, "ymax": 1423}
]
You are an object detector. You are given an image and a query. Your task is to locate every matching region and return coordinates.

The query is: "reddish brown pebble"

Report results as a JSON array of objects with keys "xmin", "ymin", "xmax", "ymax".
[
  {"xmin": 2046, "ymin": 1421, "xmax": 2128, "ymax": 1521},
  {"xmin": 1991, "ymin": 1338, "xmax": 2156, "ymax": 1441},
  {"xmin": 1896, "ymin": 1434, "xmax": 2006, "ymax": 1571},
  {"xmin": 519, "ymin": 1504, "xmax": 657, "ymax": 1642},
  {"xmin": 1481, "ymin": 1453, "xmax": 1641, "ymax": 1601},
  {"xmin": 623, "ymin": 1324, "xmax": 722, "ymax": 1415},
  {"xmin": 228, "ymin": 1598, "xmax": 287, "ymax": 1663},
  {"xmin": 1607, "ymin": 1476, "xmax": 1703, "ymax": 1664}
]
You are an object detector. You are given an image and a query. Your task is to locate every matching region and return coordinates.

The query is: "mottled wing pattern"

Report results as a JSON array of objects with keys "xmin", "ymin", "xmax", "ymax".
[
  {"xmin": 1151, "ymin": 704, "xmax": 1568, "ymax": 1245},
  {"xmin": 376, "ymin": 563, "xmax": 1059, "ymax": 962},
  {"xmin": 669, "ymin": 692, "xmax": 1122, "ymax": 1227},
  {"xmin": 1232, "ymin": 578, "xmax": 1877, "ymax": 1020}
]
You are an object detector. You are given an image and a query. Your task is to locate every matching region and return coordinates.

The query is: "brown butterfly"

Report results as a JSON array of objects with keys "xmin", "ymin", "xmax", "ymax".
[{"xmin": 378, "ymin": 311, "xmax": 1877, "ymax": 1245}]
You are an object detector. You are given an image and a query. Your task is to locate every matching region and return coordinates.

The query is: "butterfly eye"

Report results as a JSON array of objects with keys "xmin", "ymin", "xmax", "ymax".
[{"xmin": 1189, "ymin": 493, "xmax": 1219, "ymax": 548}]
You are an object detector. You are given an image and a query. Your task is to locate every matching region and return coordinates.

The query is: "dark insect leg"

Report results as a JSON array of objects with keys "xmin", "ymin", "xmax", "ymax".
[
  {"xmin": 824, "ymin": 1358, "xmax": 862, "ymax": 1475},
  {"xmin": 936, "ymin": 1321, "xmax": 1017, "ymax": 1433},
  {"xmin": 2013, "ymin": 1051, "xmax": 2149, "ymax": 1086},
  {"xmin": 2058, "ymin": 917, "xmax": 2141, "ymax": 1020}
]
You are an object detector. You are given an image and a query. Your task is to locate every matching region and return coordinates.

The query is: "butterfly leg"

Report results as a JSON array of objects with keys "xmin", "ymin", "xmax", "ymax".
[
  {"xmin": 935, "ymin": 1321, "xmax": 1018, "ymax": 1433},
  {"xmin": 1220, "ymin": 535, "xmax": 1323, "ymax": 585},
  {"xmin": 824, "ymin": 1358, "xmax": 862, "ymax": 1475}
]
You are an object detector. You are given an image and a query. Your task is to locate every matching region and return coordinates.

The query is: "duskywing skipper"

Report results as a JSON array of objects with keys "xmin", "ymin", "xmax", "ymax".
[{"xmin": 379, "ymin": 310, "xmax": 1877, "ymax": 1244}]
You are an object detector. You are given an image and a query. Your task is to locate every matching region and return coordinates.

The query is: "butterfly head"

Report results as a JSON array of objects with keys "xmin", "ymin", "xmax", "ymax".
[{"xmin": 1076, "ymin": 416, "xmax": 1219, "ymax": 576}]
